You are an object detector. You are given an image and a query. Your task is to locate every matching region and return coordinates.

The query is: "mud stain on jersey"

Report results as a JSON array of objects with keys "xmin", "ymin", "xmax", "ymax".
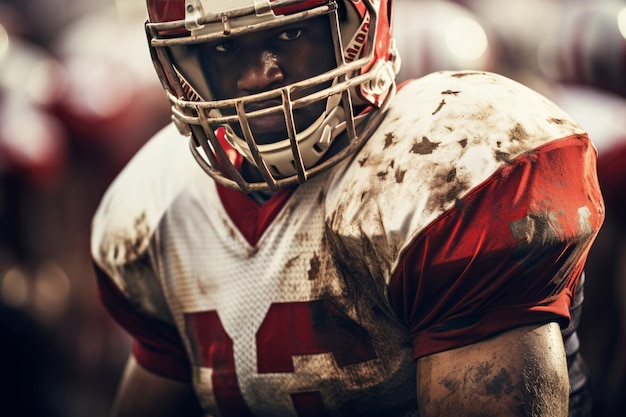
[
  {"xmin": 547, "ymin": 117, "xmax": 582, "ymax": 134},
  {"xmin": 304, "ymin": 234, "xmax": 347, "ymax": 300},
  {"xmin": 284, "ymin": 254, "xmax": 302, "ymax": 270},
  {"xmin": 120, "ymin": 252, "xmax": 174, "ymax": 322},
  {"xmin": 376, "ymin": 160, "xmax": 396, "ymax": 180},
  {"xmin": 109, "ymin": 211, "xmax": 151, "ymax": 264},
  {"xmin": 356, "ymin": 147, "xmax": 388, "ymax": 170},
  {"xmin": 432, "ymin": 99, "xmax": 446, "ymax": 115},
  {"xmin": 509, "ymin": 123, "xmax": 530, "ymax": 142},
  {"xmin": 495, "ymin": 150, "xmax": 511, "ymax": 163},
  {"xmin": 410, "ymin": 137, "xmax": 440, "ymax": 155},
  {"xmin": 324, "ymin": 219, "xmax": 395, "ymax": 304},
  {"xmin": 427, "ymin": 166, "xmax": 470, "ymax": 212},
  {"xmin": 384, "ymin": 132, "xmax": 396, "ymax": 149},
  {"xmin": 451, "ymin": 71, "xmax": 484, "ymax": 78},
  {"xmin": 395, "ymin": 168, "xmax": 407, "ymax": 183},
  {"xmin": 498, "ymin": 123, "xmax": 537, "ymax": 162},
  {"xmin": 295, "ymin": 232, "xmax": 310, "ymax": 245},
  {"xmin": 308, "ymin": 254, "xmax": 322, "ymax": 281},
  {"xmin": 548, "ymin": 118, "xmax": 566, "ymax": 125},
  {"xmin": 445, "ymin": 168, "xmax": 457, "ymax": 183}
]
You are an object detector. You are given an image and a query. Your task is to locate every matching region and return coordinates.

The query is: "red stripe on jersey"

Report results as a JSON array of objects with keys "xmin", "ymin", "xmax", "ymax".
[
  {"xmin": 388, "ymin": 134, "xmax": 604, "ymax": 359},
  {"xmin": 94, "ymin": 264, "xmax": 191, "ymax": 382},
  {"xmin": 214, "ymin": 125, "xmax": 296, "ymax": 247},
  {"xmin": 217, "ymin": 184, "xmax": 296, "ymax": 247}
]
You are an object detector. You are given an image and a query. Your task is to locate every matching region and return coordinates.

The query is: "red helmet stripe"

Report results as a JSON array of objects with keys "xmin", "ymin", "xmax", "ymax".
[
  {"xmin": 270, "ymin": 0, "xmax": 329, "ymax": 16},
  {"xmin": 147, "ymin": 0, "xmax": 185, "ymax": 22}
]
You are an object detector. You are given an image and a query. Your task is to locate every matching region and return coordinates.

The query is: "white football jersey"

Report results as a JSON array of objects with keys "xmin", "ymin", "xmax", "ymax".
[{"xmin": 92, "ymin": 71, "xmax": 604, "ymax": 417}]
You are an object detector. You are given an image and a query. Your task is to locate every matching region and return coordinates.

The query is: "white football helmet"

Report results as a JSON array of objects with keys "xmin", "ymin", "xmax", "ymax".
[{"xmin": 145, "ymin": 0, "xmax": 401, "ymax": 192}]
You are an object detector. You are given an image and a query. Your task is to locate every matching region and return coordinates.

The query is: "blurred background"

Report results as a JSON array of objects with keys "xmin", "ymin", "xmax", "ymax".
[{"xmin": 0, "ymin": 0, "xmax": 624, "ymax": 416}]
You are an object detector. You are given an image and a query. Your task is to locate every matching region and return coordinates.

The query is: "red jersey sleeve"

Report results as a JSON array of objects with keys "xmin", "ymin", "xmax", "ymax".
[
  {"xmin": 94, "ymin": 265, "xmax": 192, "ymax": 382},
  {"xmin": 388, "ymin": 134, "xmax": 604, "ymax": 359}
]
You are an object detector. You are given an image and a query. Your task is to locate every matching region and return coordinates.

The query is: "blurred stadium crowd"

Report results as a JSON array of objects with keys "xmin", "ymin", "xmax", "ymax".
[{"xmin": 0, "ymin": 0, "xmax": 624, "ymax": 416}]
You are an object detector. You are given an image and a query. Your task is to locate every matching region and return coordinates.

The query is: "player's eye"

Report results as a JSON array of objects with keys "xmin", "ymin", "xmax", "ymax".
[
  {"xmin": 213, "ymin": 40, "xmax": 235, "ymax": 53},
  {"xmin": 278, "ymin": 29, "xmax": 302, "ymax": 41}
]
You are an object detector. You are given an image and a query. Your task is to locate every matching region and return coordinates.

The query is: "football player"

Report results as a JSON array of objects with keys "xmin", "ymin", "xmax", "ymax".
[{"xmin": 91, "ymin": 1, "xmax": 604, "ymax": 416}]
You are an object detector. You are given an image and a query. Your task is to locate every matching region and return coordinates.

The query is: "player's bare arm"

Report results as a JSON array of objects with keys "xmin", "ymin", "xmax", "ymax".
[
  {"xmin": 110, "ymin": 356, "xmax": 204, "ymax": 417},
  {"xmin": 417, "ymin": 323, "xmax": 569, "ymax": 417}
]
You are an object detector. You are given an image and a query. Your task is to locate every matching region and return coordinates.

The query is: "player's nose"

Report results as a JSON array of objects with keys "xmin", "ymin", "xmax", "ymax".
[{"xmin": 237, "ymin": 50, "xmax": 284, "ymax": 93}]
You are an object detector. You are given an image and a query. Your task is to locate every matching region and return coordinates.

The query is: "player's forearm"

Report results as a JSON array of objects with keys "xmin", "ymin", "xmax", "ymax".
[
  {"xmin": 416, "ymin": 323, "xmax": 569, "ymax": 416},
  {"xmin": 110, "ymin": 356, "xmax": 204, "ymax": 417}
]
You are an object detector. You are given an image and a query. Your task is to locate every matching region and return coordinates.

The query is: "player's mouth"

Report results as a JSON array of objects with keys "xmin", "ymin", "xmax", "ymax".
[
  {"xmin": 242, "ymin": 100, "xmax": 288, "ymax": 143},
  {"xmin": 236, "ymin": 94, "xmax": 326, "ymax": 145}
]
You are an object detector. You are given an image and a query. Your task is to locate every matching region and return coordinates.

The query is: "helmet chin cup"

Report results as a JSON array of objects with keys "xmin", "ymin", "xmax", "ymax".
[{"xmin": 317, "ymin": 124, "xmax": 335, "ymax": 152}]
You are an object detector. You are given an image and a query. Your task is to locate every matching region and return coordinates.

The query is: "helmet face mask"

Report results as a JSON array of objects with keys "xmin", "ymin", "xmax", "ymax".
[
  {"xmin": 189, "ymin": 14, "xmax": 338, "ymax": 145},
  {"xmin": 146, "ymin": 0, "xmax": 399, "ymax": 192}
]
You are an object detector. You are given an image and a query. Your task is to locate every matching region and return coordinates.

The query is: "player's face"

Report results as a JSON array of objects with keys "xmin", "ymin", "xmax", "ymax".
[{"xmin": 198, "ymin": 15, "xmax": 337, "ymax": 145}]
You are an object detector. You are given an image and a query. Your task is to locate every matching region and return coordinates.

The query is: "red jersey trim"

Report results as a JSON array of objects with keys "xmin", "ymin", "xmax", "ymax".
[
  {"xmin": 217, "ymin": 184, "xmax": 296, "ymax": 247},
  {"xmin": 213, "ymin": 127, "xmax": 297, "ymax": 247},
  {"xmin": 388, "ymin": 134, "xmax": 604, "ymax": 359},
  {"xmin": 94, "ymin": 264, "xmax": 192, "ymax": 382}
]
